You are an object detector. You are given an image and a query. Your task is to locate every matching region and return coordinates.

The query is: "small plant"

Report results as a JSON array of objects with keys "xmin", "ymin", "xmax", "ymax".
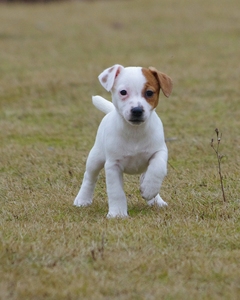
[
  {"xmin": 90, "ymin": 234, "xmax": 105, "ymax": 261},
  {"xmin": 211, "ymin": 128, "xmax": 227, "ymax": 202}
]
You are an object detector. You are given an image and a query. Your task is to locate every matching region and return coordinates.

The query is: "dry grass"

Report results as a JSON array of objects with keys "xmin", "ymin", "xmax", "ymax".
[{"xmin": 0, "ymin": 0, "xmax": 240, "ymax": 299}]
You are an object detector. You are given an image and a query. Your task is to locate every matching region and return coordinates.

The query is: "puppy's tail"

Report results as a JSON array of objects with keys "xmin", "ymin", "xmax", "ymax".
[{"xmin": 92, "ymin": 95, "xmax": 115, "ymax": 114}]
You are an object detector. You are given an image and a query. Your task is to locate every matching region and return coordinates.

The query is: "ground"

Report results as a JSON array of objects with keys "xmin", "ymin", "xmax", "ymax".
[{"xmin": 0, "ymin": 0, "xmax": 240, "ymax": 299}]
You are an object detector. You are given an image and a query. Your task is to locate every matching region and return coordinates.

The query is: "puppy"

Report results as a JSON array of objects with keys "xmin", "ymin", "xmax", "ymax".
[{"xmin": 74, "ymin": 64, "xmax": 173, "ymax": 217}]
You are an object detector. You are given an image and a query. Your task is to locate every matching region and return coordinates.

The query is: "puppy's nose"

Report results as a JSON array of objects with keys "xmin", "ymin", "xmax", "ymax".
[{"xmin": 131, "ymin": 107, "xmax": 144, "ymax": 117}]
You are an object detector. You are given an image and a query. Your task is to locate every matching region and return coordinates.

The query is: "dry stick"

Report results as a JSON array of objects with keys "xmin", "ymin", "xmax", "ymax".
[
  {"xmin": 99, "ymin": 233, "xmax": 105, "ymax": 260},
  {"xmin": 211, "ymin": 128, "xmax": 227, "ymax": 202}
]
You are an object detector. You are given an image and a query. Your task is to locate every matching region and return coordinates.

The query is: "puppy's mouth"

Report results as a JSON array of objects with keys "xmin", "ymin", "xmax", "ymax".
[{"xmin": 129, "ymin": 118, "xmax": 145, "ymax": 125}]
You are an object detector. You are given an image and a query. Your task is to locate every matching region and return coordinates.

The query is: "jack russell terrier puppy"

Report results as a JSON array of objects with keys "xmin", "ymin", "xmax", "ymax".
[{"xmin": 74, "ymin": 64, "xmax": 173, "ymax": 218}]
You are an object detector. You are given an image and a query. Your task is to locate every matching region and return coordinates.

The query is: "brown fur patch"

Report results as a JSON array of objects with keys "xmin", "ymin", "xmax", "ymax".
[
  {"xmin": 148, "ymin": 67, "xmax": 173, "ymax": 98},
  {"xmin": 108, "ymin": 67, "xmax": 115, "ymax": 73},
  {"xmin": 141, "ymin": 68, "xmax": 161, "ymax": 108},
  {"xmin": 101, "ymin": 74, "xmax": 108, "ymax": 83}
]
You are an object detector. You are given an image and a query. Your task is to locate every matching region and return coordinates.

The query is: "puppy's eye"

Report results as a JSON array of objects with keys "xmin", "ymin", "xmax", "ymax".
[
  {"xmin": 145, "ymin": 90, "xmax": 154, "ymax": 97},
  {"xmin": 120, "ymin": 90, "xmax": 127, "ymax": 96}
]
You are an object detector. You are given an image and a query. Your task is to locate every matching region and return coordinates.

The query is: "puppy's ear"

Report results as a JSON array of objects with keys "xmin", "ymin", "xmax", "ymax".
[
  {"xmin": 149, "ymin": 67, "xmax": 173, "ymax": 98},
  {"xmin": 98, "ymin": 64, "xmax": 124, "ymax": 91}
]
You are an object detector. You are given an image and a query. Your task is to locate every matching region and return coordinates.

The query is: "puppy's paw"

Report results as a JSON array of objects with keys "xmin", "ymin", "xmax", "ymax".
[
  {"xmin": 148, "ymin": 194, "xmax": 168, "ymax": 207},
  {"xmin": 107, "ymin": 204, "xmax": 128, "ymax": 218},
  {"xmin": 107, "ymin": 212, "xmax": 129, "ymax": 219},
  {"xmin": 73, "ymin": 197, "xmax": 92, "ymax": 207},
  {"xmin": 140, "ymin": 176, "xmax": 160, "ymax": 200}
]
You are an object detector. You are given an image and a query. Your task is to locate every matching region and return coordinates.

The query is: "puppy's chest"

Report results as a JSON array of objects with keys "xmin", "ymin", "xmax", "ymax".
[{"xmin": 118, "ymin": 150, "xmax": 151, "ymax": 174}]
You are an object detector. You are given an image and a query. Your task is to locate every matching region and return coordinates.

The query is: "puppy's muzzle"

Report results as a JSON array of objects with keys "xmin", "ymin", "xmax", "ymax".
[{"xmin": 129, "ymin": 106, "xmax": 144, "ymax": 124}]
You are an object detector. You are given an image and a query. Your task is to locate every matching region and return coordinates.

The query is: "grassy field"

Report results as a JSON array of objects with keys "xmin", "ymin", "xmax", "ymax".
[{"xmin": 0, "ymin": 0, "xmax": 240, "ymax": 299}]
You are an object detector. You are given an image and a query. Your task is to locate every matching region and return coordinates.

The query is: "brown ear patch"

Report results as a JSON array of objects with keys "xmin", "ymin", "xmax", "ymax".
[
  {"xmin": 141, "ymin": 68, "xmax": 161, "ymax": 108},
  {"xmin": 142, "ymin": 67, "xmax": 173, "ymax": 108},
  {"xmin": 149, "ymin": 67, "xmax": 173, "ymax": 98}
]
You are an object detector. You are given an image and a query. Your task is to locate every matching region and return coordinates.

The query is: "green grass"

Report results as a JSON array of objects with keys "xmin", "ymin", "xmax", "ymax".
[{"xmin": 1, "ymin": 0, "xmax": 240, "ymax": 299}]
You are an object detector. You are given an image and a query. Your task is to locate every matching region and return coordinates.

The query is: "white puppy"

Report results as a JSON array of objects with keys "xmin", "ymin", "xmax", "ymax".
[{"xmin": 74, "ymin": 64, "xmax": 173, "ymax": 218}]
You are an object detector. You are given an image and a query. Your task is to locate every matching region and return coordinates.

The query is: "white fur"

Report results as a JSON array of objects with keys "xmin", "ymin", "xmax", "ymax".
[
  {"xmin": 74, "ymin": 65, "xmax": 169, "ymax": 218},
  {"xmin": 92, "ymin": 95, "xmax": 114, "ymax": 114}
]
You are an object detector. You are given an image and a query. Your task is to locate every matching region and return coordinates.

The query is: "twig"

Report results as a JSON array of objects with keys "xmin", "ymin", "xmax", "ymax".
[{"xmin": 210, "ymin": 128, "xmax": 227, "ymax": 202}]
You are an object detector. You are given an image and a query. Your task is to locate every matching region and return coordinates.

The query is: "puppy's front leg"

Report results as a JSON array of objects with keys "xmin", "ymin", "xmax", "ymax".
[
  {"xmin": 140, "ymin": 150, "xmax": 168, "ymax": 205},
  {"xmin": 105, "ymin": 161, "xmax": 128, "ymax": 218}
]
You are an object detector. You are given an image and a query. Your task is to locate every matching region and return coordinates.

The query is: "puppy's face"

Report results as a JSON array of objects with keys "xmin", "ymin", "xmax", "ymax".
[{"xmin": 99, "ymin": 65, "xmax": 172, "ymax": 126}]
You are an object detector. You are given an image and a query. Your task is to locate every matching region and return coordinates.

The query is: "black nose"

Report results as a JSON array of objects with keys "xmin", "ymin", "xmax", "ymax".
[{"xmin": 131, "ymin": 106, "xmax": 144, "ymax": 117}]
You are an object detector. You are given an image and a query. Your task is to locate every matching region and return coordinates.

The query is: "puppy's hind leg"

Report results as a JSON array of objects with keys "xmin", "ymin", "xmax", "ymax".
[
  {"xmin": 74, "ymin": 147, "xmax": 104, "ymax": 207},
  {"xmin": 147, "ymin": 194, "xmax": 168, "ymax": 207}
]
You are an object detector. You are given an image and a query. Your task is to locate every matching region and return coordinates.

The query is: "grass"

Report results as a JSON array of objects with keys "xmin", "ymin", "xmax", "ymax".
[{"xmin": 0, "ymin": 0, "xmax": 240, "ymax": 299}]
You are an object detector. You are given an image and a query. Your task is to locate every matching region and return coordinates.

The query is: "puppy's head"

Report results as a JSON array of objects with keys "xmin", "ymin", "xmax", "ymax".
[{"xmin": 98, "ymin": 64, "xmax": 172, "ymax": 125}]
